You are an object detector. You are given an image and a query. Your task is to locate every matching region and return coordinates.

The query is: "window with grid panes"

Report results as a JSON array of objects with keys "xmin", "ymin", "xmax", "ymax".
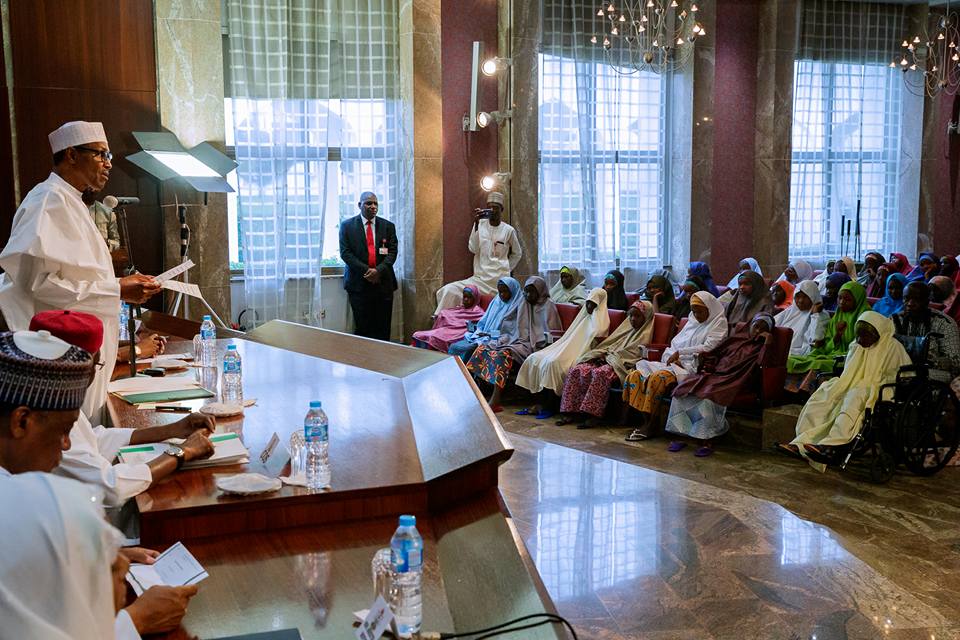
[{"xmin": 538, "ymin": 50, "xmax": 666, "ymax": 276}]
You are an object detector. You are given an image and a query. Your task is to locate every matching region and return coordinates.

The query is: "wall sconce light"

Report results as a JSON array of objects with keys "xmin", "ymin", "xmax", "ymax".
[
  {"xmin": 481, "ymin": 172, "xmax": 511, "ymax": 192},
  {"xmin": 476, "ymin": 110, "xmax": 512, "ymax": 128},
  {"xmin": 481, "ymin": 57, "xmax": 512, "ymax": 76}
]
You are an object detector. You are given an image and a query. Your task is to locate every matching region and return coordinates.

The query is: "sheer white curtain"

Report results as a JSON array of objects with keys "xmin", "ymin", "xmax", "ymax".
[
  {"xmin": 224, "ymin": 0, "xmax": 402, "ymax": 329},
  {"xmin": 539, "ymin": 0, "xmax": 669, "ymax": 287},
  {"xmin": 789, "ymin": 0, "xmax": 910, "ymax": 263}
]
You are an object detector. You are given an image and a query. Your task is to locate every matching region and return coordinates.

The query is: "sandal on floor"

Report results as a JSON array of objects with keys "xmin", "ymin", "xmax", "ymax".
[
  {"xmin": 776, "ymin": 442, "xmax": 801, "ymax": 457},
  {"xmin": 667, "ymin": 441, "xmax": 687, "ymax": 452},
  {"xmin": 535, "ymin": 409, "xmax": 556, "ymax": 420},
  {"xmin": 490, "ymin": 404, "xmax": 504, "ymax": 413},
  {"xmin": 625, "ymin": 429, "xmax": 649, "ymax": 442},
  {"xmin": 694, "ymin": 446, "xmax": 714, "ymax": 457},
  {"xmin": 514, "ymin": 408, "xmax": 534, "ymax": 416}
]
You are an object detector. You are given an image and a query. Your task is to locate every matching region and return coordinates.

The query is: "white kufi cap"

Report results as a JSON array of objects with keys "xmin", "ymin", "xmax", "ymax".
[
  {"xmin": 486, "ymin": 191, "xmax": 505, "ymax": 206},
  {"xmin": 48, "ymin": 121, "xmax": 107, "ymax": 154}
]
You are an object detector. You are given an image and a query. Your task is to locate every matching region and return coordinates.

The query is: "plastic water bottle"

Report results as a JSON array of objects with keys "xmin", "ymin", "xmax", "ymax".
[
  {"xmin": 200, "ymin": 315, "xmax": 217, "ymax": 366},
  {"xmin": 390, "ymin": 514, "xmax": 423, "ymax": 638},
  {"xmin": 119, "ymin": 303, "xmax": 130, "ymax": 341},
  {"xmin": 304, "ymin": 401, "xmax": 330, "ymax": 490},
  {"xmin": 221, "ymin": 345, "xmax": 243, "ymax": 406}
]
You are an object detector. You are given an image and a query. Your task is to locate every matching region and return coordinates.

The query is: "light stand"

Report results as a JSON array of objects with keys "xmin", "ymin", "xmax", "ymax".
[
  {"xmin": 162, "ymin": 201, "xmax": 229, "ymax": 328},
  {"xmin": 115, "ymin": 203, "xmax": 139, "ymax": 378}
]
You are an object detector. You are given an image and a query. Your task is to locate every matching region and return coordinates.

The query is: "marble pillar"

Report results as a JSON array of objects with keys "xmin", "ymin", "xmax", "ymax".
[
  {"xmin": 688, "ymin": 2, "xmax": 716, "ymax": 266},
  {"xmin": 498, "ymin": 0, "xmax": 540, "ymax": 282},
  {"xmin": 399, "ymin": 0, "xmax": 445, "ymax": 338},
  {"xmin": 154, "ymin": 0, "xmax": 231, "ymax": 323},
  {"xmin": 752, "ymin": 0, "xmax": 799, "ymax": 278}
]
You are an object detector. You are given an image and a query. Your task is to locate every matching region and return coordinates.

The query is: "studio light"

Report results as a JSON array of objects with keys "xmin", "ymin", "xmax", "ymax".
[
  {"xmin": 476, "ymin": 110, "xmax": 512, "ymax": 128},
  {"xmin": 480, "ymin": 172, "xmax": 511, "ymax": 192},
  {"xmin": 481, "ymin": 57, "xmax": 512, "ymax": 76}
]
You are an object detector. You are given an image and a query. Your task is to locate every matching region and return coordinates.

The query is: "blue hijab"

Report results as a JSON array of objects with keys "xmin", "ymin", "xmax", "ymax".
[
  {"xmin": 463, "ymin": 277, "xmax": 522, "ymax": 344},
  {"xmin": 872, "ymin": 273, "xmax": 906, "ymax": 317},
  {"xmin": 689, "ymin": 261, "xmax": 720, "ymax": 297},
  {"xmin": 905, "ymin": 252, "xmax": 939, "ymax": 283}
]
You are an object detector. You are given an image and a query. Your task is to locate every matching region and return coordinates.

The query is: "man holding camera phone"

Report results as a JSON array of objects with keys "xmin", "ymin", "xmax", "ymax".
[{"xmin": 434, "ymin": 191, "xmax": 522, "ymax": 314}]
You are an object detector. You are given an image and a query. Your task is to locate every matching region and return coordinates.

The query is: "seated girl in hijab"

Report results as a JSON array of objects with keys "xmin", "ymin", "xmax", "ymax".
[
  {"xmin": 780, "ymin": 311, "xmax": 911, "ymax": 471},
  {"xmin": 770, "ymin": 280, "xmax": 794, "ymax": 314},
  {"xmin": 939, "ymin": 255, "xmax": 960, "ymax": 288},
  {"xmin": 866, "ymin": 262, "xmax": 894, "ymax": 298},
  {"xmin": 672, "ymin": 276, "xmax": 706, "ymax": 324},
  {"xmin": 906, "ymin": 252, "xmax": 940, "ymax": 283},
  {"xmin": 776, "ymin": 259, "xmax": 813, "ymax": 285},
  {"xmin": 724, "ymin": 271, "xmax": 773, "ymax": 334},
  {"xmin": 871, "ymin": 273, "xmax": 906, "ymax": 317},
  {"xmin": 665, "ymin": 312, "xmax": 776, "ymax": 457},
  {"xmin": 412, "ymin": 285, "xmax": 486, "ymax": 352},
  {"xmin": 643, "ymin": 274, "xmax": 677, "ymax": 316},
  {"xmin": 515, "ymin": 288, "xmax": 610, "ymax": 419},
  {"xmin": 812, "ymin": 259, "xmax": 835, "ymax": 292},
  {"xmin": 821, "ymin": 272, "xmax": 851, "ymax": 312},
  {"xmin": 549, "ymin": 266, "xmax": 588, "ymax": 305},
  {"xmin": 725, "ymin": 257, "xmax": 763, "ymax": 290},
  {"xmin": 688, "ymin": 261, "xmax": 720, "ymax": 297},
  {"xmin": 556, "ymin": 301, "xmax": 655, "ymax": 427},
  {"xmin": 775, "ymin": 280, "xmax": 829, "ymax": 356},
  {"xmin": 602, "ymin": 269, "xmax": 629, "ymax": 311},
  {"xmin": 466, "ymin": 276, "xmax": 561, "ymax": 412},
  {"xmin": 447, "ymin": 277, "xmax": 522, "ymax": 362},
  {"xmin": 889, "ymin": 252, "xmax": 913, "ymax": 276},
  {"xmin": 623, "ymin": 292, "xmax": 727, "ymax": 441},
  {"xmin": 833, "ymin": 256, "xmax": 858, "ymax": 282},
  {"xmin": 786, "ymin": 281, "xmax": 870, "ymax": 393},
  {"xmin": 856, "ymin": 251, "xmax": 885, "ymax": 289}
]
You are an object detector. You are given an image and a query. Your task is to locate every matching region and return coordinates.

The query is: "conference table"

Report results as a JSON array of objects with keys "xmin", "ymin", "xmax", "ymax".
[{"xmin": 110, "ymin": 314, "xmax": 566, "ymax": 639}]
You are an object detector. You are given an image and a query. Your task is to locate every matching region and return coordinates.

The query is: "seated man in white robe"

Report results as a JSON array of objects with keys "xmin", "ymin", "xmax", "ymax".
[
  {"xmin": 0, "ymin": 120, "xmax": 162, "ymax": 424},
  {"xmin": 434, "ymin": 191, "xmax": 522, "ymax": 313},
  {"xmin": 0, "ymin": 328, "xmax": 201, "ymax": 638},
  {"xmin": 30, "ymin": 309, "xmax": 215, "ymax": 507}
]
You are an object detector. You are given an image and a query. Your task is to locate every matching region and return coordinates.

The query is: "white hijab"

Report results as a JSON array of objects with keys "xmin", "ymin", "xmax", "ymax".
[
  {"xmin": 637, "ymin": 291, "xmax": 727, "ymax": 378},
  {"xmin": 775, "ymin": 280, "xmax": 825, "ymax": 356},
  {"xmin": 777, "ymin": 259, "xmax": 813, "ymax": 283},
  {"xmin": 517, "ymin": 287, "xmax": 610, "ymax": 394},
  {"xmin": 0, "ymin": 472, "xmax": 122, "ymax": 640}
]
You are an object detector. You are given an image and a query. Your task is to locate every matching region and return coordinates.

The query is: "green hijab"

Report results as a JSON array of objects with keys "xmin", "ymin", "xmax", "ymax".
[{"xmin": 787, "ymin": 281, "xmax": 869, "ymax": 374}]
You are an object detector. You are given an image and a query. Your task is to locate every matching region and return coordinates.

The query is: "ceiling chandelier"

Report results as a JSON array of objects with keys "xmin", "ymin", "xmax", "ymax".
[
  {"xmin": 893, "ymin": 8, "xmax": 960, "ymax": 97},
  {"xmin": 591, "ymin": 0, "xmax": 705, "ymax": 75}
]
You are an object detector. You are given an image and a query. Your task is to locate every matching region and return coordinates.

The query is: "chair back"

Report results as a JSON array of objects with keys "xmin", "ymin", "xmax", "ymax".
[
  {"xmin": 556, "ymin": 303, "xmax": 581, "ymax": 330},
  {"xmin": 625, "ymin": 292, "xmax": 640, "ymax": 307},
  {"xmin": 608, "ymin": 309, "xmax": 626, "ymax": 332},
  {"xmin": 477, "ymin": 293, "xmax": 495, "ymax": 310}
]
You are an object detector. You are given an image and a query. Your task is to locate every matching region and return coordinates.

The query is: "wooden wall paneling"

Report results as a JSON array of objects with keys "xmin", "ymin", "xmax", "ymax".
[{"xmin": 0, "ymin": 13, "xmax": 14, "ymax": 224}]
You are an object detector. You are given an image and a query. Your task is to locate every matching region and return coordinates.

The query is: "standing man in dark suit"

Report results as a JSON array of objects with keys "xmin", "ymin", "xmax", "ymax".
[{"xmin": 339, "ymin": 191, "xmax": 398, "ymax": 340}]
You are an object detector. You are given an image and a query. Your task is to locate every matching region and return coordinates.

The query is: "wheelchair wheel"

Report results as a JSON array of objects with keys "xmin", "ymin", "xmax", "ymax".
[
  {"xmin": 869, "ymin": 449, "xmax": 895, "ymax": 484},
  {"xmin": 897, "ymin": 379, "xmax": 960, "ymax": 476}
]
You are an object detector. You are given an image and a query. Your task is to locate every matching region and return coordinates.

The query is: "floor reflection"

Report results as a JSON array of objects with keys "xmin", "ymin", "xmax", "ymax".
[{"xmin": 501, "ymin": 433, "xmax": 957, "ymax": 640}]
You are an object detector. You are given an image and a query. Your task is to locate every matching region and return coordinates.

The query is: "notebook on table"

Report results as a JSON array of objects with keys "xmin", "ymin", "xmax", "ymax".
[{"xmin": 116, "ymin": 432, "xmax": 249, "ymax": 469}]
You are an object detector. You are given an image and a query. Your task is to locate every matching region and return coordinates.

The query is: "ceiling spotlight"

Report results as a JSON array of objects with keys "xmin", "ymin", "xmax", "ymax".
[
  {"xmin": 476, "ymin": 110, "xmax": 512, "ymax": 128},
  {"xmin": 481, "ymin": 172, "xmax": 511, "ymax": 192},
  {"xmin": 481, "ymin": 57, "xmax": 512, "ymax": 76}
]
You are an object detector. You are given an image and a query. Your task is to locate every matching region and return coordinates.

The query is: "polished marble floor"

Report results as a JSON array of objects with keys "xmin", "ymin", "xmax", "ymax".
[{"xmin": 497, "ymin": 410, "xmax": 960, "ymax": 640}]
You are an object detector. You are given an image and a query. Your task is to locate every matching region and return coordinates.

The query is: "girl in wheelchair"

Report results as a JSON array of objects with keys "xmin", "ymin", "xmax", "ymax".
[{"xmin": 779, "ymin": 311, "xmax": 911, "ymax": 471}]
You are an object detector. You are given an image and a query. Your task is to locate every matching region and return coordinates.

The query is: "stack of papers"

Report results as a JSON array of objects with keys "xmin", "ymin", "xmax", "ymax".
[
  {"xmin": 108, "ymin": 374, "xmax": 214, "ymax": 405},
  {"xmin": 126, "ymin": 541, "xmax": 208, "ymax": 596},
  {"xmin": 117, "ymin": 432, "xmax": 249, "ymax": 469}
]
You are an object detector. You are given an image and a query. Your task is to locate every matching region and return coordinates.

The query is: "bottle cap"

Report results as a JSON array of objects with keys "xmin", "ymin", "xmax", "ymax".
[
  {"xmin": 309, "ymin": 400, "xmax": 322, "ymax": 408},
  {"xmin": 203, "ymin": 315, "xmax": 212, "ymax": 320},
  {"xmin": 399, "ymin": 514, "xmax": 416, "ymax": 527}
]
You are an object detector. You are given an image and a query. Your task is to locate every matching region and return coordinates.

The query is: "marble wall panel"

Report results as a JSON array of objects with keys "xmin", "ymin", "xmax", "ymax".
[
  {"xmin": 155, "ymin": 0, "xmax": 231, "ymax": 322},
  {"xmin": 689, "ymin": 3, "xmax": 716, "ymax": 265}
]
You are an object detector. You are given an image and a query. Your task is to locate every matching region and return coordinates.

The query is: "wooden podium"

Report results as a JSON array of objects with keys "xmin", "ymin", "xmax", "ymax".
[{"xmin": 110, "ymin": 315, "xmax": 566, "ymax": 639}]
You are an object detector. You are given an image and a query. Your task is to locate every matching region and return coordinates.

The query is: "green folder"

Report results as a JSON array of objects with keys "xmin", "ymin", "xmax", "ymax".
[{"xmin": 117, "ymin": 388, "xmax": 215, "ymax": 405}]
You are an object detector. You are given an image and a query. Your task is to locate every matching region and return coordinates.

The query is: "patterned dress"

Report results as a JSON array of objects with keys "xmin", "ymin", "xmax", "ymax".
[
  {"xmin": 559, "ymin": 362, "xmax": 619, "ymax": 417},
  {"xmin": 466, "ymin": 343, "xmax": 516, "ymax": 389}
]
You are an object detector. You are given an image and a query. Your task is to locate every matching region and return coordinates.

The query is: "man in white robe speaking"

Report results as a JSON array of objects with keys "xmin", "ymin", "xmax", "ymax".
[
  {"xmin": 434, "ymin": 191, "xmax": 522, "ymax": 314},
  {"xmin": 0, "ymin": 121, "xmax": 161, "ymax": 421}
]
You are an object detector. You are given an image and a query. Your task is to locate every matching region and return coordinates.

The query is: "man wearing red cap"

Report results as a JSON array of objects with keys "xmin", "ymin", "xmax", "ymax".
[
  {"xmin": 30, "ymin": 310, "xmax": 216, "ymax": 507},
  {"xmin": 0, "ymin": 122, "xmax": 163, "ymax": 424}
]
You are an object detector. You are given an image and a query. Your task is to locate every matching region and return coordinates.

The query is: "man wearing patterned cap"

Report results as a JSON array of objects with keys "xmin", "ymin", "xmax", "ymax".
[
  {"xmin": 434, "ymin": 191, "xmax": 522, "ymax": 313},
  {"xmin": 28, "ymin": 310, "xmax": 215, "ymax": 508},
  {"xmin": 0, "ymin": 121, "xmax": 163, "ymax": 422},
  {"xmin": 0, "ymin": 323, "xmax": 202, "ymax": 639}
]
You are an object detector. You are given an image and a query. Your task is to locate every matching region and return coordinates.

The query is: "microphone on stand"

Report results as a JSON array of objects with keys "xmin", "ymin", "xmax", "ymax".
[{"xmin": 103, "ymin": 196, "xmax": 141, "ymax": 208}]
